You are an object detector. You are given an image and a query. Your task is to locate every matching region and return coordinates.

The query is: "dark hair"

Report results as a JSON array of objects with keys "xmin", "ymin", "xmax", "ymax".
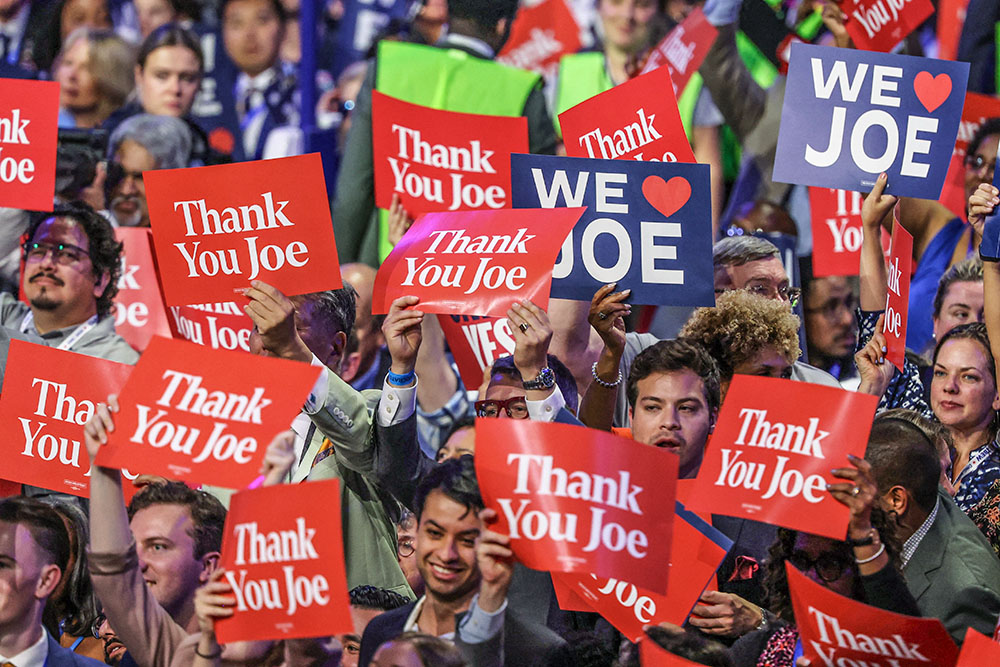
[
  {"xmin": 138, "ymin": 23, "xmax": 204, "ymax": 71},
  {"xmin": 25, "ymin": 203, "xmax": 123, "ymax": 319},
  {"xmin": 626, "ymin": 339, "xmax": 721, "ymax": 412},
  {"xmin": 865, "ymin": 416, "xmax": 942, "ymax": 514},
  {"xmin": 762, "ymin": 505, "xmax": 902, "ymax": 624},
  {"xmin": 219, "ymin": 0, "xmax": 286, "ymax": 25},
  {"xmin": 932, "ymin": 256, "xmax": 983, "ymax": 320},
  {"xmin": 298, "ymin": 286, "xmax": 358, "ymax": 338},
  {"xmin": 385, "ymin": 631, "xmax": 467, "ymax": 667},
  {"xmin": 489, "ymin": 354, "xmax": 579, "ymax": 414},
  {"xmin": 967, "ymin": 118, "xmax": 1000, "ymax": 159},
  {"xmin": 127, "ymin": 481, "xmax": 227, "ymax": 558},
  {"xmin": 447, "ymin": 0, "xmax": 518, "ymax": 28},
  {"xmin": 349, "ymin": 585, "xmax": 410, "ymax": 611},
  {"xmin": 40, "ymin": 499, "xmax": 100, "ymax": 638},
  {"xmin": 620, "ymin": 626, "xmax": 733, "ymax": 667},
  {"xmin": 413, "ymin": 455, "xmax": 482, "ymax": 520},
  {"xmin": 0, "ymin": 496, "xmax": 71, "ymax": 576},
  {"xmin": 441, "ymin": 416, "xmax": 475, "ymax": 446}
]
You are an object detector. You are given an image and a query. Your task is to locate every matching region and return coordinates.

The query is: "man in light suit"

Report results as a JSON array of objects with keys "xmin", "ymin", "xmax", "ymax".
[
  {"xmin": 0, "ymin": 496, "xmax": 104, "ymax": 666},
  {"xmin": 865, "ymin": 415, "xmax": 1000, "ymax": 644}
]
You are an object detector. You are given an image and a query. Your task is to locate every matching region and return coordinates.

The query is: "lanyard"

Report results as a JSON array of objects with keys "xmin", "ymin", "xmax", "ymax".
[{"xmin": 20, "ymin": 312, "xmax": 98, "ymax": 351}]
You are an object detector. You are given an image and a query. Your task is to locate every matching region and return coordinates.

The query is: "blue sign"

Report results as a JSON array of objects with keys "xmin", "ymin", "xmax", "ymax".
[
  {"xmin": 329, "ymin": 0, "xmax": 414, "ymax": 78},
  {"xmin": 510, "ymin": 153, "xmax": 714, "ymax": 305},
  {"xmin": 979, "ymin": 149, "xmax": 1000, "ymax": 261},
  {"xmin": 774, "ymin": 42, "xmax": 968, "ymax": 198}
]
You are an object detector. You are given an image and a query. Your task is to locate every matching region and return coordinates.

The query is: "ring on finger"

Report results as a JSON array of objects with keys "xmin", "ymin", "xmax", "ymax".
[
  {"xmin": 519, "ymin": 322, "xmax": 530, "ymax": 333},
  {"xmin": 597, "ymin": 312, "xmax": 607, "ymax": 320},
  {"xmin": 851, "ymin": 486, "xmax": 861, "ymax": 496}
]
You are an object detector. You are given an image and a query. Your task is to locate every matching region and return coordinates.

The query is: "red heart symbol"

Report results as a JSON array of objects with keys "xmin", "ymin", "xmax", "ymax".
[
  {"xmin": 913, "ymin": 71, "xmax": 952, "ymax": 113},
  {"xmin": 642, "ymin": 175, "xmax": 691, "ymax": 218}
]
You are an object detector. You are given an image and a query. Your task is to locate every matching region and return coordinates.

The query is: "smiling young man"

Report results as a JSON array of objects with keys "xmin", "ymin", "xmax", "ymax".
[{"xmin": 0, "ymin": 204, "xmax": 137, "ymax": 364}]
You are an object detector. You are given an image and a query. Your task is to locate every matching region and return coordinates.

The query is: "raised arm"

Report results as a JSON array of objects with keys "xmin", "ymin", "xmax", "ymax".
[
  {"xmin": 971, "ymin": 182, "xmax": 1000, "ymax": 376},
  {"xmin": 578, "ymin": 284, "xmax": 630, "ymax": 431}
]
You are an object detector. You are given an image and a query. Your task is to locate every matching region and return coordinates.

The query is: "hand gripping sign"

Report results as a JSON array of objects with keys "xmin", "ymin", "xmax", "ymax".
[
  {"xmin": 475, "ymin": 418, "xmax": 678, "ymax": 593},
  {"xmin": 774, "ymin": 43, "xmax": 968, "ymax": 198},
  {"xmin": 511, "ymin": 153, "xmax": 713, "ymax": 305},
  {"xmin": 144, "ymin": 153, "xmax": 341, "ymax": 305},
  {"xmin": 844, "ymin": 0, "xmax": 933, "ymax": 53},
  {"xmin": 113, "ymin": 228, "xmax": 171, "ymax": 353},
  {"xmin": 787, "ymin": 564, "xmax": 959, "ymax": 667},
  {"xmin": 554, "ymin": 504, "xmax": 732, "ymax": 641},
  {"xmin": 215, "ymin": 480, "xmax": 351, "ymax": 643},
  {"xmin": 496, "ymin": 0, "xmax": 581, "ymax": 80},
  {"xmin": 169, "ymin": 302, "xmax": 254, "ymax": 352},
  {"xmin": 883, "ymin": 217, "xmax": 913, "ymax": 371},
  {"xmin": 0, "ymin": 78, "xmax": 58, "ymax": 210},
  {"xmin": 0, "ymin": 340, "xmax": 138, "ymax": 496},
  {"xmin": 96, "ymin": 336, "xmax": 321, "ymax": 488},
  {"xmin": 809, "ymin": 187, "xmax": 891, "ymax": 277},
  {"xmin": 372, "ymin": 92, "xmax": 529, "ymax": 216},
  {"xmin": 558, "ymin": 66, "xmax": 695, "ymax": 163},
  {"xmin": 641, "ymin": 7, "xmax": 718, "ymax": 93},
  {"xmin": 685, "ymin": 376, "xmax": 878, "ymax": 541},
  {"xmin": 372, "ymin": 207, "xmax": 583, "ymax": 317},
  {"xmin": 436, "ymin": 315, "xmax": 514, "ymax": 391},
  {"xmin": 956, "ymin": 630, "xmax": 1000, "ymax": 666}
]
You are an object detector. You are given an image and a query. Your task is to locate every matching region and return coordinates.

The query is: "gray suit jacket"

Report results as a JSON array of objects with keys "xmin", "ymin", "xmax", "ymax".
[
  {"xmin": 904, "ymin": 491, "xmax": 1000, "ymax": 644},
  {"xmin": 45, "ymin": 633, "xmax": 105, "ymax": 667}
]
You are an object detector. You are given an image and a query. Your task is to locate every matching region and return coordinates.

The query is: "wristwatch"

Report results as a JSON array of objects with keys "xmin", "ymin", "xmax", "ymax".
[{"xmin": 522, "ymin": 366, "xmax": 555, "ymax": 390}]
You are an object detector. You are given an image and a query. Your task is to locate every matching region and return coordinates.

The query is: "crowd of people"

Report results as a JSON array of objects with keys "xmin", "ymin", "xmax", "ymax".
[{"xmin": 3, "ymin": 0, "xmax": 1000, "ymax": 665}]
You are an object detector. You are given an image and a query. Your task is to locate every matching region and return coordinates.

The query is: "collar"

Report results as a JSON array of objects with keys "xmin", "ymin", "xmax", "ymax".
[
  {"xmin": 440, "ymin": 33, "xmax": 494, "ymax": 59},
  {"xmin": 402, "ymin": 596, "xmax": 456, "ymax": 640},
  {"xmin": 236, "ymin": 66, "xmax": 280, "ymax": 98},
  {"xmin": 902, "ymin": 496, "xmax": 940, "ymax": 567},
  {"xmin": 0, "ymin": 629, "xmax": 49, "ymax": 666}
]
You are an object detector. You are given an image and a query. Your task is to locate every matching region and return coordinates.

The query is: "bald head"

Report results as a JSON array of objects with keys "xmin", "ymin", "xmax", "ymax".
[{"xmin": 340, "ymin": 263, "xmax": 383, "ymax": 383}]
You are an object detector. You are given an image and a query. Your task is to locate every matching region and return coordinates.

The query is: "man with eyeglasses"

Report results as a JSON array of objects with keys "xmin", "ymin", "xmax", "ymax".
[
  {"xmin": 800, "ymin": 264, "xmax": 860, "ymax": 385},
  {"xmin": 0, "ymin": 203, "xmax": 138, "ymax": 365}
]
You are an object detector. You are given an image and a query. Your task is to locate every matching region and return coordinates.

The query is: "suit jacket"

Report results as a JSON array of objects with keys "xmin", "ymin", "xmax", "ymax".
[
  {"xmin": 45, "ymin": 633, "xmax": 105, "ymax": 667},
  {"xmin": 904, "ymin": 490, "xmax": 1000, "ymax": 644},
  {"xmin": 358, "ymin": 600, "xmax": 573, "ymax": 667}
]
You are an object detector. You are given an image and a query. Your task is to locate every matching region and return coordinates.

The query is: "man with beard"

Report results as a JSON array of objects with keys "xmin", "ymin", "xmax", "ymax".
[
  {"xmin": 105, "ymin": 114, "xmax": 192, "ymax": 228},
  {"xmin": 95, "ymin": 616, "xmax": 134, "ymax": 666},
  {"xmin": 0, "ymin": 203, "xmax": 137, "ymax": 364}
]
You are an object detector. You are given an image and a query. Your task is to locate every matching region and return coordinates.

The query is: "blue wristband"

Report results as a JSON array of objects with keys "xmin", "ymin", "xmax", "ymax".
[{"xmin": 387, "ymin": 370, "xmax": 415, "ymax": 386}]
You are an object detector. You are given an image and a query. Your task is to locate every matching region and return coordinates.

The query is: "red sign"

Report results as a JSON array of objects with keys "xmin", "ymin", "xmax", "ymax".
[
  {"xmin": 215, "ymin": 480, "xmax": 351, "ymax": 643},
  {"xmin": 436, "ymin": 314, "xmax": 514, "ymax": 391},
  {"xmin": 169, "ymin": 302, "xmax": 254, "ymax": 352},
  {"xmin": 559, "ymin": 66, "xmax": 695, "ymax": 163},
  {"xmin": 809, "ymin": 187, "xmax": 891, "ymax": 277},
  {"xmin": 640, "ymin": 640, "xmax": 709, "ymax": 667},
  {"xmin": 788, "ymin": 563, "xmax": 959, "ymax": 667},
  {"xmin": 554, "ymin": 506, "xmax": 729, "ymax": 641},
  {"xmin": 939, "ymin": 92, "xmax": 1000, "ymax": 218},
  {"xmin": 937, "ymin": 0, "xmax": 970, "ymax": 61},
  {"xmin": 883, "ymin": 219, "xmax": 913, "ymax": 372},
  {"xmin": 0, "ymin": 79, "xmax": 59, "ymax": 211},
  {"xmin": 372, "ymin": 207, "xmax": 582, "ymax": 316},
  {"xmin": 144, "ymin": 153, "xmax": 341, "ymax": 306},
  {"xmin": 957, "ymin": 629, "xmax": 1000, "ymax": 665},
  {"xmin": 685, "ymin": 376, "xmax": 878, "ymax": 540},
  {"xmin": 372, "ymin": 92, "xmax": 528, "ymax": 217},
  {"xmin": 96, "ymin": 336, "xmax": 320, "ymax": 488},
  {"xmin": 113, "ymin": 228, "xmax": 171, "ymax": 353},
  {"xmin": 844, "ymin": 0, "xmax": 933, "ymax": 53},
  {"xmin": 0, "ymin": 340, "xmax": 136, "ymax": 496},
  {"xmin": 475, "ymin": 419, "xmax": 677, "ymax": 593},
  {"xmin": 497, "ymin": 0, "xmax": 581, "ymax": 80},
  {"xmin": 640, "ymin": 7, "xmax": 718, "ymax": 96},
  {"xmin": 0, "ymin": 480, "xmax": 19, "ymax": 498}
]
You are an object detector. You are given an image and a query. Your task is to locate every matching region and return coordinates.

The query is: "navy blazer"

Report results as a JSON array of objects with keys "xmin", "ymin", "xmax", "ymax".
[{"xmin": 45, "ymin": 633, "xmax": 105, "ymax": 667}]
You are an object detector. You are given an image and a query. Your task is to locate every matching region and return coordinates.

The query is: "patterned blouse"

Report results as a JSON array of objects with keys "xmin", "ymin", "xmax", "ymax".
[
  {"xmin": 856, "ymin": 310, "xmax": 934, "ymax": 420},
  {"xmin": 969, "ymin": 478, "xmax": 1000, "ymax": 555},
  {"xmin": 951, "ymin": 440, "xmax": 1000, "ymax": 513}
]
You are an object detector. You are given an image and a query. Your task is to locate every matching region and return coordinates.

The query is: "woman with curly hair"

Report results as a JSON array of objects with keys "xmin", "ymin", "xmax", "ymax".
[{"xmin": 730, "ymin": 456, "xmax": 920, "ymax": 666}]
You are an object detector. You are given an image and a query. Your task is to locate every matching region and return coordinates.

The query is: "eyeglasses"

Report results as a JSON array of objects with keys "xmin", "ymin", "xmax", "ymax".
[
  {"xmin": 397, "ymin": 537, "xmax": 414, "ymax": 558},
  {"xmin": 23, "ymin": 241, "xmax": 89, "ymax": 265},
  {"xmin": 788, "ymin": 550, "xmax": 853, "ymax": 583},
  {"xmin": 91, "ymin": 613, "xmax": 106, "ymax": 640},
  {"xmin": 803, "ymin": 295, "xmax": 859, "ymax": 320},
  {"xmin": 965, "ymin": 153, "xmax": 996, "ymax": 179},
  {"xmin": 474, "ymin": 397, "xmax": 529, "ymax": 419},
  {"xmin": 715, "ymin": 284, "xmax": 801, "ymax": 309}
]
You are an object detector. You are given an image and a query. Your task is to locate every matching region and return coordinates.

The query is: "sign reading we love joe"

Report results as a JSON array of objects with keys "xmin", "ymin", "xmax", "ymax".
[
  {"xmin": 511, "ymin": 154, "xmax": 713, "ymax": 305},
  {"xmin": 0, "ymin": 78, "xmax": 59, "ymax": 210},
  {"xmin": 96, "ymin": 336, "xmax": 320, "ymax": 488},
  {"xmin": 787, "ymin": 564, "xmax": 959, "ymax": 666},
  {"xmin": 0, "ymin": 341, "xmax": 135, "ymax": 496},
  {"xmin": 559, "ymin": 66, "xmax": 695, "ymax": 163},
  {"xmin": 774, "ymin": 43, "xmax": 968, "ymax": 198},
  {"xmin": 685, "ymin": 376, "xmax": 878, "ymax": 540},
  {"xmin": 372, "ymin": 208, "xmax": 583, "ymax": 316},
  {"xmin": 144, "ymin": 153, "xmax": 342, "ymax": 305},
  {"xmin": 372, "ymin": 92, "xmax": 528, "ymax": 216},
  {"xmin": 215, "ymin": 480, "xmax": 351, "ymax": 643},
  {"xmin": 475, "ymin": 419, "xmax": 678, "ymax": 593}
]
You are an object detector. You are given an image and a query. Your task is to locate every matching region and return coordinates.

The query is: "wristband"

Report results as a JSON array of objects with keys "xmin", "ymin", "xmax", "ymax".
[
  {"xmin": 195, "ymin": 646, "xmax": 223, "ymax": 659},
  {"xmin": 387, "ymin": 370, "xmax": 415, "ymax": 386},
  {"xmin": 846, "ymin": 529, "xmax": 876, "ymax": 547},
  {"xmin": 591, "ymin": 362, "xmax": 623, "ymax": 388}
]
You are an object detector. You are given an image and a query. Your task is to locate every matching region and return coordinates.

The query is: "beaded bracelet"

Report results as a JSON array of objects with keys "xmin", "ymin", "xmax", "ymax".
[{"xmin": 591, "ymin": 362, "xmax": 623, "ymax": 388}]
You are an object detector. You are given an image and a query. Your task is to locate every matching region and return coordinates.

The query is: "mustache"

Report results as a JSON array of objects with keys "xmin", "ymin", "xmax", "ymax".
[{"xmin": 29, "ymin": 271, "xmax": 63, "ymax": 286}]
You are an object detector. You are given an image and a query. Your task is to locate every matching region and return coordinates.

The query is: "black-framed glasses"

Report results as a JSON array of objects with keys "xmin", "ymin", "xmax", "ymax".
[
  {"xmin": 803, "ymin": 295, "xmax": 859, "ymax": 320},
  {"xmin": 965, "ymin": 153, "xmax": 995, "ymax": 178},
  {"xmin": 91, "ymin": 613, "xmax": 106, "ymax": 639},
  {"xmin": 475, "ymin": 397, "xmax": 528, "ymax": 419},
  {"xmin": 23, "ymin": 241, "xmax": 89, "ymax": 265},
  {"xmin": 715, "ymin": 284, "xmax": 801, "ymax": 308},
  {"xmin": 788, "ymin": 550, "xmax": 853, "ymax": 583}
]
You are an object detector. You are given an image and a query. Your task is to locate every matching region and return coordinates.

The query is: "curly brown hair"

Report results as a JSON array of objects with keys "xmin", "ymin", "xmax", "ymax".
[{"xmin": 679, "ymin": 291, "xmax": 801, "ymax": 380}]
